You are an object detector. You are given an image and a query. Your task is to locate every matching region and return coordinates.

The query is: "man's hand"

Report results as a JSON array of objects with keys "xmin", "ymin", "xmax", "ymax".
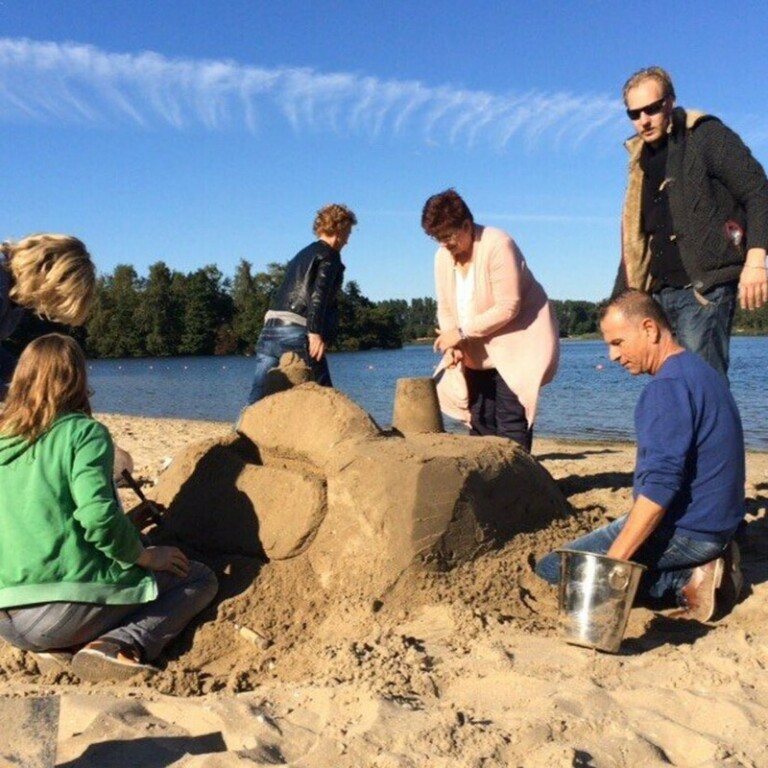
[
  {"xmin": 308, "ymin": 332, "xmax": 326, "ymax": 361},
  {"xmin": 433, "ymin": 327, "xmax": 462, "ymax": 354},
  {"xmin": 136, "ymin": 546, "xmax": 190, "ymax": 577},
  {"xmin": 606, "ymin": 495, "xmax": 666, "ymax": 561},
  {"xmin": 739, "ymin": 248, "xmax": 768, "ymax": 311}
]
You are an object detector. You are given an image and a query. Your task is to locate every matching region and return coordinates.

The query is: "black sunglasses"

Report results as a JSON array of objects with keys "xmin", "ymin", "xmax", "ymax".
[{"xmin": 626, "ymin": 97, "xmax": 667, "ymax": 121}]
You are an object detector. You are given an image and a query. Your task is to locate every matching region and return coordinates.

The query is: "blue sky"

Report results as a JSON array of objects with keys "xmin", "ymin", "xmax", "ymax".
[{"xmin": 2, "ymin": 1, "xmax": 767, "ymax": 303}]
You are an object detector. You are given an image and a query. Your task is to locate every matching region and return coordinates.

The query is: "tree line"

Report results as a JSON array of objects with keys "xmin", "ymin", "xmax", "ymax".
[
  {"xmin": 6, "ymin": 263, "xmax": 767, "ymax": 361},
  {"xmin": 549, "ymin": 298, "xmax": 768, "ymax": 338},
  {"xmin": 82, "ymin": 261, "xmax": 438, "ymax": 358}
]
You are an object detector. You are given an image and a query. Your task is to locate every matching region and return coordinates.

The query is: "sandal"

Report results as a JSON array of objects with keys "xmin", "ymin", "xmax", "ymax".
[{"xmin": 72, "ymin": 640, "xmax": 158, "ymax": 682}]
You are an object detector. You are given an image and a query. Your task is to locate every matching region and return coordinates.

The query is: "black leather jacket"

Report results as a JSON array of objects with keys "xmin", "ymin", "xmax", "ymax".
[{"xmin": 269, "ymin": 240, "xmax": 345, "ymax": 338}]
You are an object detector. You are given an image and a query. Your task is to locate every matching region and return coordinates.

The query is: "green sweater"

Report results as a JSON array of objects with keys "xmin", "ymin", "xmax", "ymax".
[{"xmin": 0, "ymin": 413, "xmax": 157, "ymax": 608}]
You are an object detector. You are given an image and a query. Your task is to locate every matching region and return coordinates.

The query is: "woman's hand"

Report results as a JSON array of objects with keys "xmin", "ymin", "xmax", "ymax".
[
  {"xmin": 136, "ymin": 546, "xmax": 190, "ymax": 577},
  {"xmin": 126, "ymin": 500, "xmax": 165, "ymax": 531},
  {"xmin": 433, "ymin": 327, "xmax": 463, "ymax": 353}
]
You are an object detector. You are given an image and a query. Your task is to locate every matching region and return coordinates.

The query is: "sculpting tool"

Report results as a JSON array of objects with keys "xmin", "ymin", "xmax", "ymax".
[{"xmin": 120, "ymin": 469, "xmax": 164, "ymax": 527}]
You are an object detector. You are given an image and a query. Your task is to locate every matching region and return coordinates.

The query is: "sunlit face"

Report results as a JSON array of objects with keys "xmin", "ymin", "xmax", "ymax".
[
  {"xmin": 435, "ymin": 219, "xmax": 474, "ymax": 261},
  {"xmin": 600, "ymin": 307, "xmax": 654, "ymax": 376},
  {"xmin": 625, "ymin": 78, "xmax": 673, "ymax": 147}
]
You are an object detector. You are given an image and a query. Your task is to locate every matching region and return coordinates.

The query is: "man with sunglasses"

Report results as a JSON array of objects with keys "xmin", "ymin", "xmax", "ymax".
[{"xmin": 612, "ymin": 66, "xmax": 768, "ymax": 378}]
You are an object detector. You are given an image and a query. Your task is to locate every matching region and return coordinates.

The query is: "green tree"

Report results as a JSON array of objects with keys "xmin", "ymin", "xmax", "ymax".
[
  {"xmin": 335, "ymin": 281, "xmax": 402, "ymax": 350},
  {"xmin": 336, "ymin": 280, "xmax": 373, "ymax": 349},
  {"xmin": 356, "ymin": 304, "xmax": 403, "ymax": 349},
  {"xmin": 734, "ymin": 303, "xmax": 768, "ymax": 334},
  {"xmin": 176, "ymin": 265, "xmax": 228, "ymax": 355},
  {"xmin": 231, "ymin": 260, "xmax": 286, "ymax": 352},
  {"xmin": 85, "ymin": 265, "xmax": 143, "ymax": 357},
  {"xmin": 552, "ymin": 299, "xmax": 600, "ymax": 337},
  {"xmin": 137, "ymin": 261, "xmax": 181, "ymax": 356},
  {"xmin": 407, "ymin": 297, "xmax": 438, "ymax": 339}
]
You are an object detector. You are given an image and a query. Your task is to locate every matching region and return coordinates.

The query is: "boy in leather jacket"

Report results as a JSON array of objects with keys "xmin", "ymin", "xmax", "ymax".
[{"xmin": 247, "ymin": 203, "xmax": 357, "ymax": 404}]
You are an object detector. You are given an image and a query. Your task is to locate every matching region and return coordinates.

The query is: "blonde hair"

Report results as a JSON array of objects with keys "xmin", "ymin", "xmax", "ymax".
[
  {"xmin": 622, "ymin": 66, "xmax": 676, "ymax": 105},
  {"xmin": 2, "ymin": 234, "xmax": 95, "ymax": 326},
  {"xmin": 312, "ymin": 204, "xmax": 357, "ymax": 237},
  {"xmin": 0, "ymin": 333, "xmax": 91, "ymax": 442}
]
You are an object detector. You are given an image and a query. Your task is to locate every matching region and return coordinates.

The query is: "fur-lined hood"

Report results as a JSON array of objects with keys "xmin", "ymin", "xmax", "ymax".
[{"xmin": 619, "ymin": 108, "xmax": 710, "ymax": 291}]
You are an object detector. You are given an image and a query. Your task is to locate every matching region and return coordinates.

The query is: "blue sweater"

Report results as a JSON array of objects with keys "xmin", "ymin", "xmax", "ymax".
[{"xmin": 634, "ymin": 350, "xmax": 745, "ymax": 542}]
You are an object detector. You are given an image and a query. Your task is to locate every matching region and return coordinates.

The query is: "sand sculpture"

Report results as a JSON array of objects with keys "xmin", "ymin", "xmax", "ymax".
[{"xmin": 151, "ymin": 359, "xmax": 569, "ymax": 597}]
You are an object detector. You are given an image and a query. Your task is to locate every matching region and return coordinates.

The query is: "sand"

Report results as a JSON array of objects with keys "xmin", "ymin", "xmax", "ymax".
[{"xmin": 2, "ymin": 410, "xmax": 768, "ymax": 767}]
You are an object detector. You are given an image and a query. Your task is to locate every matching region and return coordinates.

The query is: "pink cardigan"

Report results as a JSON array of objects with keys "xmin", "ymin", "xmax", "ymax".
[{"xmin": 434, "ymin": 225, "xmax": 559, "ymax": 427}]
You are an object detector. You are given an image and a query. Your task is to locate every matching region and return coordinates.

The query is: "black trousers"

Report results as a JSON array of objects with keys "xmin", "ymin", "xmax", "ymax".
[{"xmin": 464, "ymin": 366, "xmax": 531, "ymax": 450}]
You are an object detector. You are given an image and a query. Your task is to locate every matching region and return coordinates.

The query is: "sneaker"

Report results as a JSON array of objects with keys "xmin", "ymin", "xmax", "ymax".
[
  {"xmin": 72, "ymin": 641, "xmax": 158, "ymax": 682},
  {"xmin": 671, "ymin": 557, "xmax": 725, "ymax": 622}
]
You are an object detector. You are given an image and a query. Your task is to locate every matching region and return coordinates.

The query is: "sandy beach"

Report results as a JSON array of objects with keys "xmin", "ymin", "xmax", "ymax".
[{"xmin": 2, "ymin": 411, "xmax": 768, "ymax": 767}]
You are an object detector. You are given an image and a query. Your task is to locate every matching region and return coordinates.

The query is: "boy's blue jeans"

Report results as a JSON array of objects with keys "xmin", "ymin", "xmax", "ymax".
[
  {"xmin": 247, "ymin": 323, "xmax": 332, "ymax": 405},
  {"xmin": 535, "ymin": 515, "xmax": 727, "ymax": 604}
]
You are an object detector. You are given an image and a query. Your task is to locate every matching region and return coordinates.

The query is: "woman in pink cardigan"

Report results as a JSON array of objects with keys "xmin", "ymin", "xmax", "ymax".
[{"xmin": 423, "ymin": 189, "xmax": 559, "ymax": 450}]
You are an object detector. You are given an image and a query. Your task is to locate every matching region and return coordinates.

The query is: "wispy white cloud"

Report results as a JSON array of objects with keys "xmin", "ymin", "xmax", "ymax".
[{"xmin": 0, "ymin": 38, "xmax": 626, "ymax": 149}]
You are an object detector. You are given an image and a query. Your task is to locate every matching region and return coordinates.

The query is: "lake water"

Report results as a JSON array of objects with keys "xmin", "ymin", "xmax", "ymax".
[{"xmin": 88, "ymin": 337, "xmax": 767, "ymax": 450}]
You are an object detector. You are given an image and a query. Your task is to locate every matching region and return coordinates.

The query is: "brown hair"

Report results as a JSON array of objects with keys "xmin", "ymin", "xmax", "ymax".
[
  {"xmin": 312, "ymin": 204, "xmax": 357, "ymax": 237},
  {"xmin": 622, "ymin": 66, "xmax": 676, "ymax": 105},
  {"xmin": 2, "ymin": 234, "xmax": 95, "ymax": 326},
  {"xmin": 600, "ymin": 289, "xmax": 671, "ymax": 331},
  {"xmin": 421, "ymin": 189, "xmax": 474, "ymax": 239},
  {"xmin": 0, "ymin": 333, "xmax": 91, "ymax": 442}
]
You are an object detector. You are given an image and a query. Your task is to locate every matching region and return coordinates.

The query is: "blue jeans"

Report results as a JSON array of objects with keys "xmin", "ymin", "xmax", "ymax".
[
  {"xmin": 654, "ymin": 283, "xmax": 737, "ymax": 378},
  {"xmin": 0, "ymin": 562, "xmax": 217, "ymax": 662},
  {"xmin": 535, "ymin": 516, "xmax": 727, "ymax": 604},
  {"xmin": 247, "ymin": 323, "xmax": 332, "ymax": 405}
]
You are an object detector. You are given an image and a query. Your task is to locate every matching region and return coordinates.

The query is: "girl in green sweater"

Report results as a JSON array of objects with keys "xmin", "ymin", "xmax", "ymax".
[{"xmin": 0, "ymin": 334, "xmax": 218, "ymax": 680}]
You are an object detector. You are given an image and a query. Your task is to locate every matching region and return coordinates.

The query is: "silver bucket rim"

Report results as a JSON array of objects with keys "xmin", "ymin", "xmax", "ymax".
[{"xmin": 556, "ymin": 548, "xmax": 647, "ymax": 572}]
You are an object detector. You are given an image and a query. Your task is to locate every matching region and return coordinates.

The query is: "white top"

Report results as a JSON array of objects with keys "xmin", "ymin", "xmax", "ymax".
[{"xmin": 454, "ymin": 263, "xmax": 475, "ymax": 330}]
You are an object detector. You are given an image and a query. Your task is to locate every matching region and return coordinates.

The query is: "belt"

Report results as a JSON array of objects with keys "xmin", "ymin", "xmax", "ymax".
[
  {"xmin": 655, "ymin": 282, "xmax": 692, "ymax": 291},
  {"xmin": 264, "ymin": 318, "xmax": 304, "ymax": 328}
]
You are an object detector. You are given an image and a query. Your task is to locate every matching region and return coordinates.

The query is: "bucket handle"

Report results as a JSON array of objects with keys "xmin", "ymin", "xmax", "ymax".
[{"xmin": 608, "ymin": 565, "xmax": 632, "ymax": 592}]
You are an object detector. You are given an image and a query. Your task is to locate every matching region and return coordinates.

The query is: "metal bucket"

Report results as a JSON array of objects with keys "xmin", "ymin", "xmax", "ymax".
[{"xmin": 557, "ymin": 549, "xmax": 646, "ymax": 653}]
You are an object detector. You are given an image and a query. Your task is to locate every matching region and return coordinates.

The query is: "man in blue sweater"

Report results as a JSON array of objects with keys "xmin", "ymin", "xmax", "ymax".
[{"xmin": 536, "ymin": 290, "xmax": 745, "ymax": 621}]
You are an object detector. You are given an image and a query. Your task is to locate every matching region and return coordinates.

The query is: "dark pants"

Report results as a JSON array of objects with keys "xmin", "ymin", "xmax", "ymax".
[
  {"xmin": 654, "ymin": 283, "xmax": 737, "ymax": 378},
  {"xmin": 465, "ymin": 366, "xmax": 530, "ymax": 450}
]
